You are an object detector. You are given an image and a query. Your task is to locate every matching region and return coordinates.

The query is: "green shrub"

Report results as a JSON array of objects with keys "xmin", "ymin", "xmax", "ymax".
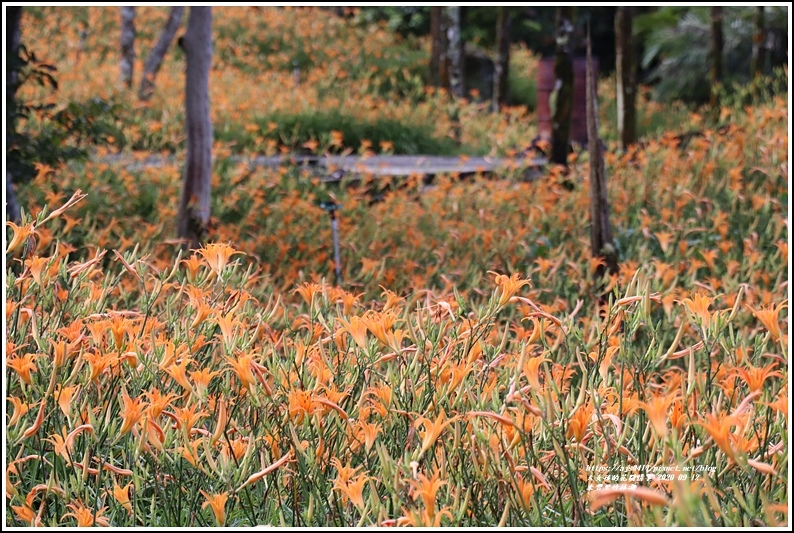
[
  {"xmin": 506, "ymin": 64, "xmax": 537, "ymax": 110},
  {"xmin": 216, "ymin": 109, "xmax": 460, "ymax": 155}
]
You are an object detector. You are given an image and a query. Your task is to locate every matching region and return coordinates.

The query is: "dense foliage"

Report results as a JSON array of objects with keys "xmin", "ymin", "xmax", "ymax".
[{"xmin": 5, "ymin": 6, "xmax": 790, "ymax": 528}]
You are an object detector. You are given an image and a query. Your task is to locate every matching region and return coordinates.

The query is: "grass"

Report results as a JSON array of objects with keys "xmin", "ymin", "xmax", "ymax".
[
  {"xmin": 214, "ymin": 109, "xmax": 461, "ymax": 156},
  {"xmin": 5, "ymin": 5, "xmax": 790, "ymax": 528}
]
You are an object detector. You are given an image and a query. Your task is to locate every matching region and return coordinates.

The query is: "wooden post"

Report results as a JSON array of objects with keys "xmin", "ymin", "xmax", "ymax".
[{"xmin": 586, "ymin": 25, "xmax": 618, "ymax": 282}]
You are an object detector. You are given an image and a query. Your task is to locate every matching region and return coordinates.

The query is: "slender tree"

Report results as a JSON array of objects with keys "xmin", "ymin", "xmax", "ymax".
[
  {"xmin": 6, "ymin": 6, "xmax": 23, "ymax": 222},
  {"xmin": 492, "ymin": 6, "xmax": 512, "ymax": 113},
  {"xmin": 139, "ymin": 6, "xmax": 185, "ymax": 101},
  {"xmin": 444, "ymin": 6, "xmax": 464, "ymax": 99},
  {"xmin": 429, "ymin": 7, "xmax": 446, "ymax": 88},
  {"xmin": 709, "ymin": 6, "xmax": 723, "ymax": 112},
  {"xmin": 614, "ymin": 6, "xmax": 636, "ymax": 150},
  {"xmin": 120, "ymin": 7, "xmax": 136, "ymax": 88},
  {"xmin": 177, "ymin": 7, "xmax": 213, "ymax": 250},
  {"xmin": 751, "ymin": 6, "xmax": 765, "ymax": 79},
  {"xmin": 551, "ymin": 7, "xmax": 575, "ymax": 165},
  {"xmin": 586, "ymin": 25, "xmax": 618, "ymax": 281}
]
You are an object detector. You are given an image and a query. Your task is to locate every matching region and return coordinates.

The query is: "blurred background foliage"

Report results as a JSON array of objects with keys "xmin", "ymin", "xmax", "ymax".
[{"xmin": 355, "ymin": 6, "xmax": 788, "ymax": 106}]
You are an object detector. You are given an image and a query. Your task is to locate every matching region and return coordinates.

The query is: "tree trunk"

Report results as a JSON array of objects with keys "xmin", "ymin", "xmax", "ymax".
[
  {"xmin": 139, "ymin": 6, "xmax": 185, "ymax": 101},
  {"xmin": 429, "ymin": 7, "xmax": 445, "ymax": 88},
  {"xmin": 6, "ymin": 6, "xmax": 23, "ymax": 223},
  {"xmin": 444, "ymin": 7, "xmax": 464, "ymax": 99},
  {"xmin": 751, "ymin": 6, "xmax": 765, "ymax": 79},
  {"xmin": 586, "ymin": 26, "xmax": 618, "ymax": 281},
  {"xmin": 615, "ymin": 6, "xmax": 636, "ymax": 150},
  {"xmin": 120, "ymin": 6, "xmax": 136, "ymax": 88},
  {"xmin": 551, "ymin": 7, "xmax": 575, "ymax": 165},
  {"xmin": 492, "ymin": 7, "xmax": 511, "ymax": 113},
  {"xmin": 177, "ymin": 7, "xmax": 213, "ymax": 250},
  {"xmin": 709, "ymin": 6, "xmax": 723, "ymax": 112}
]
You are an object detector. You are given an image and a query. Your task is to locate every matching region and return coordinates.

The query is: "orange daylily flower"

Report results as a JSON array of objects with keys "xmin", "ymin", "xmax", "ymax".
[
  {"xmin": 679, "ymin": 293, "xmax": 714, "ymax": 330},
  {"xmin": 337, "ymin": 315, "xmax": 369, "ymax": 350},
  {"xmin": 12, "ymin": 504, "xmax": 38, "ymax": 526},
  {"xmin": 415, "ymin": 409, "xmax": 459, "ymax": 457},
  {"xmin": 328, "ymin": 130, "xmax": 345, "ymax": 147},
  {"xmin": 25, "ymin": 255, "xmax": 53, "ymax": 286},
  {"xmin": 407, "ymin": 469, "xmax": 447, "ymax": 512},
  {"xmin": 226, "ymin": 351, "xmax": 258, "ymax": 390},
  {"xmin": 222, "ymin": 436, "xmax": 249, "ymax": 463},
  {"xmin": 119, "ymin": 390, "xmax": 145, "ymax": 435},
  {"xmin": 188, "ymin": 298, "xmax": 214, "ymax": 329},
  {"xmin": 566, "ymin": 402, "xmax": 595, "ymax": 443},
  {"xmin": 83, "ymin": 350, "xmax": 118, "ymax": 382},
  {"xmin": 62, "ymin": 501, "xmax": 111, "ymax": 527},
  {"xmin": 49, "ymin": 338, "xmax": 80, "ymax": 369},
  {"xmin": 349, "ymin": 419, "xmax": 381, "ymax": 452},
  {"xmin": 112, "ymin": 482, "xmax": 133, "ymax": 514},
  {"xmin": 214, "ymin": 310, "xmax": 241, "ymax": 352},
  {"xmin": 490, "ymin": 271, "xmax": 532, "ymax": 307},
  {"xmin": 363, "ymin": 310, "xmax": 397, "ymax": 346},
  {"xmin": 515, "ymin": 475, "xmax": 536, "ymax": 511},
  {"xmin": 144, "ymin": 389, "xmax": 177, "ymax": 419},
  {"xmin": 196, "ymin": 242, "xmax": 242, "ymax": 277},
  {"xmin": 288, "ymin": 389, "xmax": 319, "ymax": 424},
  {"xmin": 200, "ymin": 490, "xmax": 229, "ymax": 526},
  {"xmin": 294, "ymin": 282, "xmax": 324, "ymax": 306},
  {"xmin": 333, "ymin": 473, "xmax": 369, "ymax": 509},
  {"xmin": 143, "ymin": 418, "xmax": 166, "ymax": 453},
  {"xmin": 7, "ymin": 396, "xmax": 30, "ymax": 427},
  {"xmin": 330, "ymin": 457, "xmax": 363, "ymax": 485},
  {"xmin": 5, "ymin": 221, "xmax": 36, "ymax": 255},
  {"xmin": 638, "ymin": 393, "xmax": 677, "ymax": 439},
  {"xmin": 188, "ymin": 367, "xmax": 220, "ymax": 399},
  {"xmin": 181, "ymin": 254, "xmax": 204, "ymax": 281},
  {"xmin": 164, "ymin": 357, "xmax": 195, "ymax": 393},
  {"xmin": 750, "ymin": 301, "xmax": 788, "ymax": 341},
  {"xmin": 44, "ymin": 424, "xmax": 93, "ymax": 461},
  {"xmin": 107, "ymin": 314, "xmax": 134, "ymax": 351},
  {"xmin": 731, "ymin": 362, "xmax": 783, "ymax": 393},
  {"xmin": 176, "ymin": 438, "xmax": 203, "ymax": 467},
  {"xmin": 364, "ymin": 383, "xmax": 393, "ymax": 417},
  {"xmin": 697, "ymin": 413, "xmax": 740, "ymax": 463},
  {"xmin": 523, "ymin": 355, "xmax": 549, "ymax": 391},
  {"xmin": 7, "ymin": 352, "xmax": 39, "ymax": 385},
  {"xmin": 169, "ymin": 403, "xmax": 208, "ymax": 433},
  {"xmin": 397, "ymin": 505, "xmax": 453, "ymax": 527},
  {"xmin": 381, "ymin": 287, "xmax": 404, "ymax": 312}
]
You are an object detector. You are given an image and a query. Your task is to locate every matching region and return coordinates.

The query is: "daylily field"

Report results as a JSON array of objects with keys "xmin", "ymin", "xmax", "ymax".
[{"xmin": 4, "ymin": 6, "xmax": 790, "ymax": 528}]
